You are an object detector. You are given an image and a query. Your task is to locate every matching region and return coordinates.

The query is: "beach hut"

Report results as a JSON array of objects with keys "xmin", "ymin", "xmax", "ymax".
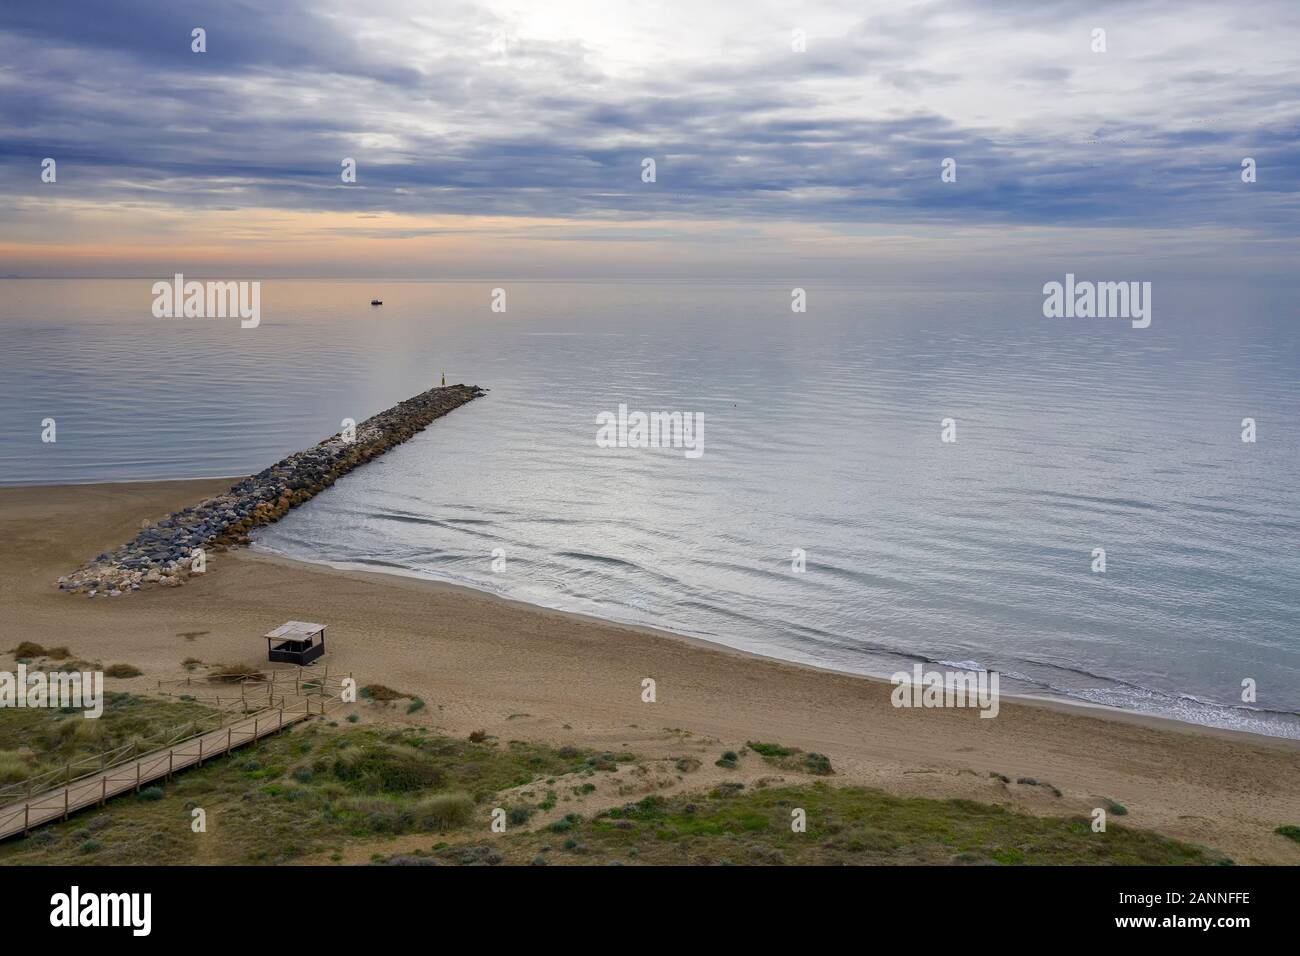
[{"xmin": 265, "ymin": 621, "xmax": 327, "ymax": 666}]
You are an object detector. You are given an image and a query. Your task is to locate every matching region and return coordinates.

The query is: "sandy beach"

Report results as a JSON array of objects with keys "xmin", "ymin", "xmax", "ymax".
[{"xmin": 3, "ymin": 478, "xmax": 1298, "ymax": 864}]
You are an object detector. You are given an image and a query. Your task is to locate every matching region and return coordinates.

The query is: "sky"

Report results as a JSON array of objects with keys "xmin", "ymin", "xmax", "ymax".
[{"xmin": 1, "ymin": 0, "xmax": 1297, "ymax": 281}]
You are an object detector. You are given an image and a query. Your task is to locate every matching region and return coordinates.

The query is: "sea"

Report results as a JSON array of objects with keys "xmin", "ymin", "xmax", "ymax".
[{"xmin": 3, "ymin": 277, "xmax": 1298, "ymax": 737}]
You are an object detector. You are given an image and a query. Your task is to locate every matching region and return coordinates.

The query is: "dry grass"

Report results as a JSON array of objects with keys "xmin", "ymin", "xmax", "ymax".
[
  {"xmin": 207, "ymin": 663, "xmax": 260, "ymax": 683},
  {"xmin": 10, "ymin": 642, "xmax": 72, "ymax": 661},
  {"xmin": 361, "ymin": 684, "xmax": 408, "ymax": 702},
  {"xmin": 0, "ymin": 750, "xmax": 32, "ymax": 785}
]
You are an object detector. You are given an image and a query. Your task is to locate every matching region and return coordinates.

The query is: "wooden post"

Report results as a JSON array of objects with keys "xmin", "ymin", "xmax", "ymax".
[
  {"xmin": 23, "ymin": 803, "xmax": 29, "ymax": 836},
  {"xmin": 168, "ymin": 749, "xmax": 174, "ymax": 780},
  {"xmin": 101, "ymin": 776, "xmax": 106, "ymax": 807},
  {"xmin": 227, "ymin": 727, "xmax": 232, "ymax": 752},
  {"xmin": 63, "ymin": 787, "xmax": 69, "ymax": 821},
  {"xmin": 135, "ymin": 762, "xmax": 141, "ymax": 794}
]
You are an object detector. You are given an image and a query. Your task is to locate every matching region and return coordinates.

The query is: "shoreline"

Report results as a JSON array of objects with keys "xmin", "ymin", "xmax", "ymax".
[
  {"xmin": 13, "ymin": 474, "xmax": 1300, "ymax": 744},
  {"xmin": 3, "ymin": 477, "xmax": 1299, "ymax": 864},
  {"xmin": 244, "ymin": 545, "xmax": 1298, "ymax": 748},
  {"xmin": 248, "ymin": 542, "xmax": 1300, "ymax": 744}
]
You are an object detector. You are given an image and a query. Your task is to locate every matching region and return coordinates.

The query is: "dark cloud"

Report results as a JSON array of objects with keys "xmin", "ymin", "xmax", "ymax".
[{"xmin": 0, "ymin": 0, "xmax": 1296, "ymax": 237}]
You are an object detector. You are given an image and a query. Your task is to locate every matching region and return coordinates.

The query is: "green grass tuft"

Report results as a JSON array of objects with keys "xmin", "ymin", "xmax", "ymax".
[{"xmin": 1275, "ymin": 825, "xmax": 1300, "ymax": 844}]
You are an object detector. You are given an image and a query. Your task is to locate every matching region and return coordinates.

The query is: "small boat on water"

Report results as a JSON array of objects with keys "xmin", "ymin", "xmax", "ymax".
[{"xmin": 370, "ymin": 298, "xmax": 383, "ymax": 305}]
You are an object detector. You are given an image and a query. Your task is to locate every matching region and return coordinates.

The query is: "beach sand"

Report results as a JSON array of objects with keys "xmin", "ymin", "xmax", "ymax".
[{"xmin": 3, "ymin": 479, "xmax": 1298, "ymax": 864}]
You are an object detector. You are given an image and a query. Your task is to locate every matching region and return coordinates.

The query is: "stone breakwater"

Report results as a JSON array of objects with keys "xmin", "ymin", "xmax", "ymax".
[{"xmin": 58, "ymin": 383, "xmax": 485, "ymax": 597}]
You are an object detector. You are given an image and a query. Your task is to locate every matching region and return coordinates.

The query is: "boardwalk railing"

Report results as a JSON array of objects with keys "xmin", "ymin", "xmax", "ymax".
[
  {"xmin": 153, "ymin": 667, "xmax": 348, "ymax": 712},
  {"xmin": 0, "ymin": 670, "xmax": 350, "ymax": 841},
  {"xmin": 155, "ymin": 665, "xmax": 344, "ymax": 697}
]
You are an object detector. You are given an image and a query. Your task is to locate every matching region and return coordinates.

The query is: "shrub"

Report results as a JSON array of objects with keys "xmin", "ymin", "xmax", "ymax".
[
  {"xmin": 104, "ymin": 664, "xmax": 143, "ymax": 678},
  {"xmin": 406, "ymin": 698, "xmax": 426, "ymax": 715},
  {"xmin": 549, "ymin": 813, "xmax": 582, "ymax": 833},
  {"xmin": 338, "ymin": 796, "xmax": 403, "ymax": 833},
  {"xmin": 332, "ymin": 745, "xmax": 442, "ymax": 794},
  {"xmin": 0, "ymin": 751, "xmax": 31, "ymax": 785},
  {"xmin": 586, "ymin": 752, "xmax": 619, "ymax": 771},
  {"xmin": 208, "ymin": 663, "xmax": 259, "ymax": 683},
  {"xmin": 409, "ymin": 793, "xmax": 474, "ymax": 831},
  {"xmin": 1275, "ymin": 825, "xmax": 1300, "ymax": 844},
  {"xmin": 506, "ymin": 805, "xmax": 534, "ymax": 826},
  {"xmin": 468, "ymin": 730, "xmax": 488, "ymax": 743},
  {"xmin": 138, "ymin": 786, "xmax": 164, "ymax": 801},
  {"xmin": 606, "ymin": 795, "xmax": 663, "ymax": 821},
  {"xmin": 747, "ymin": 741, "xmax": 832, "ymax": 775},
  {"xmin": 803, "ymin": 752, "xmax": 834, "ymax": 776},
  {"xmin": 72, "ymin": 719, "xmax": 108, "ymax": 744},
  {"xmin": 716, "ymin": 751, "xmax": 739, "ymax": 769},
  {"xmin": 360, "ymin": 684, "xmax": 406, "ymax": 702},
  {"xmin": 11, "ymin": 642, "xmax": 72, "ymax": 660}
]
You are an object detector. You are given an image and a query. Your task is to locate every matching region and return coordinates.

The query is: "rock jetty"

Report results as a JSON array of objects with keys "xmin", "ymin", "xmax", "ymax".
[{"xmin": 58, "ymin": 383, "xmax": 485, "ymax": 597}]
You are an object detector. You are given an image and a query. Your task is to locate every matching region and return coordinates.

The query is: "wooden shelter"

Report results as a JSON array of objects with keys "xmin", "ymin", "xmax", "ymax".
[{"xmin": 264, "ymin": 621, "xmax": 327, "ymax": 666}]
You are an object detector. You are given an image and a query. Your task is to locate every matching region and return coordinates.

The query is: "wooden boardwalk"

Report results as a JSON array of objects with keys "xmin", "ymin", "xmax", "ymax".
[{"xmin": 0, "ymin": 701, "xmax": 317, "ymax": 841}]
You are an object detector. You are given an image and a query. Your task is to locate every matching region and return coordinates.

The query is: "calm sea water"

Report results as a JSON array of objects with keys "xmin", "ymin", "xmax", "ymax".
[{"xmin": 3, "ymin": 278, "xmax": 1298, "ymax": 737}]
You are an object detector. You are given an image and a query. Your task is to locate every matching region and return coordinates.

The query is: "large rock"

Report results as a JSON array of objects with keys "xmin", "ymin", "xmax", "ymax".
[{"xmin": 58, "ymin": 383, "xmax": 485, "ymax": 596}]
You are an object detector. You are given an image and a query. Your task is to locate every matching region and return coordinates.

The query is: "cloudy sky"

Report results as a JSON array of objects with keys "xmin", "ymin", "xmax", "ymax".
[{"xmin": 1, "ymin": 0, "xmax": 1296, "ymax": 280}]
